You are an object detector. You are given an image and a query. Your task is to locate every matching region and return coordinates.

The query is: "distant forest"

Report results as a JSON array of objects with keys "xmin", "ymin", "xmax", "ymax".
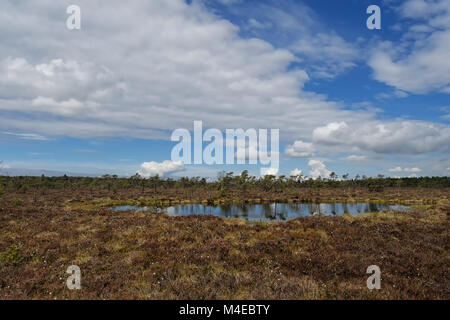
[{"xmin": 1, "ymin": 171, "xmax": 449, "ymax": 195}]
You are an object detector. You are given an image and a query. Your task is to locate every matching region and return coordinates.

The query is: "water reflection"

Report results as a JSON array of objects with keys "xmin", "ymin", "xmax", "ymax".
[{"xmin": 111, "ymin": 202, "xmax": 410, "ymax": 221}]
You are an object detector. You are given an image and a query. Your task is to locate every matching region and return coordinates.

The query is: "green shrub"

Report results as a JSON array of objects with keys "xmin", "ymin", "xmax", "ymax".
[
  {"xmin": 0, "ymin": 245, "xmax": 23, "ymax": 265},
  {"xmin": 13, "ymin": 198, "xmax": 24, "ymax": 207},
  {"xmin": 18, "ymin": 184, "xmax": 29, "ymax": 193}
]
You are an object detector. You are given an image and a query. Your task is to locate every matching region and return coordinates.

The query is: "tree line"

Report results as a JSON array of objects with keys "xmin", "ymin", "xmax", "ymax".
[{"xmin": 0, "ymin": 171, "xmax": 449, "ymax": 195}]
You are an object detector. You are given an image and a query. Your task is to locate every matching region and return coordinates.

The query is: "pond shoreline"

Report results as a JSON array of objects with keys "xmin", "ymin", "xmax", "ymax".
[
  {"xmin": 85, "ymin": 197, "xmax": 436, "ymax": 211},
  {"xmin": 110, "ymin": 202, "xmax": 412, "ymax": 221}
]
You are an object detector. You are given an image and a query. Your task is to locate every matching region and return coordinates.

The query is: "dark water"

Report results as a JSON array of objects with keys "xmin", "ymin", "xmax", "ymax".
[{"xmin": 110, "ymin": 202, "xmax": 410, "ymax": 221}]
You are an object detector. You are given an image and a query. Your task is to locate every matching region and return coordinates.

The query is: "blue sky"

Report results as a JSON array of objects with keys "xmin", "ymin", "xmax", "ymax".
[{"xmin": 0, "ymin": 0, "xmax": 449, "ymax": 178}]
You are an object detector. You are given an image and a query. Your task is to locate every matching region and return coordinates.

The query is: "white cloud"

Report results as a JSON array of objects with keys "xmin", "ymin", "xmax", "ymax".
[
  {"xmin": 440, "ymin": 106, "xmax": 450, "ymax": 120},
  {"xmin": 31, "ymin": 96, "xmax": 99, "ymax": 116},
  {"xmin": 405, "ymin": 167, "xmax": 421, "ymax": 173},
  {"xmin": 235, "ymin": 143, "xmax": 257, "ymax": 162},
  {"xmin": 313, "ymin": 121, "xmax": 450, "ymax": 154},
  {"xmin": 247, "ymin": 18, "xmax": 271, "ymax": 30},
  {"xmin": 369, "ymin": 34, "xmax": 450, "ymax": 94},
  {"xmin": 399, "ymin": 0, "xmax": 450, "ymax": 23},
  {"xmin": 368, "ymin": 0, "xmax": 450, "ymax": 94},
  {"xmin": 285, "ymin": 140, "xmax": 315, "ymax": 158},
  {"xmin": 236, "ymin": 1, "xmax": 359, "ymax": 79},
  {"xmin": 3, "ymin": 131, "xmax": 48, "ymax": 141},
  {"xmin": 342, "ymin": 155, "xmax": 368, "ymax": 161},
  {"xmin": 376, "ymin": 89, "xmax": 408, "ymax": 100},
  {"xmin": 0, "ymin": 0, "xmax": 376, "ymax": 141},
  {"xmin": 0, "ymin": 162, "xmax": 11, "ymax": 169},
  {"xmin": 291, "ymin": 33, "xmax": 359, "ymax": 79},
  {"xmin": 234, "ymin": 141, "xmax": 280, "ymax": 166},
  {"xmin": 0, "ymin": 0, "xmax": 447, "ymax": 172},
  {"xmin": 261, "ymin": 167, "xmax": 278, "ymax": 176},
  {"xmin": 389, "ymin": 167, "xmax": 421, "ymax": 173},
  {"xmin": 138, "ymin": 160, "xmax": 185, "ymax": 178},
  {"xmin": 308, "ymin": 159, "xmax": 331, "ymax": 180},
  {"xmin": 0, "ymin": 57, "xmax": 121, "ymax": 101},
  {"xmin": 289, "ymin": 168, "xmax": 302, "ymax": 177}
]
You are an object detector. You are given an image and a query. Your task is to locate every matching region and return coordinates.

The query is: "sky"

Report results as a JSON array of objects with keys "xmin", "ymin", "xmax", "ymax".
[{"xmin": 0, "ymin": 0, "xmax": 449, "ymax": 179}]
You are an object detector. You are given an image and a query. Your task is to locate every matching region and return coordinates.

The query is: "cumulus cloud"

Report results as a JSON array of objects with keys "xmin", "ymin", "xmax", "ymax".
[
  {"xmin": 368, "ymin": 0, "xmax": 450, "ymax": 94},
  {"xmin": 289, "ymin": 168, "xmax": 303, "ymax": 177},
  {"xmin": 0, "ymin": 0, "xmax": 374, "ymax": 141},
  {"xmin": 285, "ymin": 140, "xmax": 315, "ymax": 158},
  {"xmin": 313, "ymin": 121, "xmax": 450, "ymax": 154},
  {"xmin": 308, "ymin": 159, "xmax": 331, "ymax": 180},
  {"xmin": 138, "ymin": 160, "xmax": 185, "ymax": 178},
  {"xmin": 369, "ymin": 34, "xmax": 450, "ymax": 94},
  {"xmin": 261, "ymin": 167, "xmax": 279, "ymax": 176},
  {"xmin": 0, "ymin": 57, "xmax": 121, "ymax": 102},
  {"xmin": 291, "ymin": 33, "xmax": 359, "ymax": 79},
  {"xmin": 0, "ymin": 0, "xmax": 448, "ymax": 171}
]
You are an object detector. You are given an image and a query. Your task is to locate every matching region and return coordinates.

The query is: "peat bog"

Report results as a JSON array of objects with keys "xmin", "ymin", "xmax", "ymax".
[{"xmin": 0, "ymin": 176, "xmax": 449, "ymax": 299}]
